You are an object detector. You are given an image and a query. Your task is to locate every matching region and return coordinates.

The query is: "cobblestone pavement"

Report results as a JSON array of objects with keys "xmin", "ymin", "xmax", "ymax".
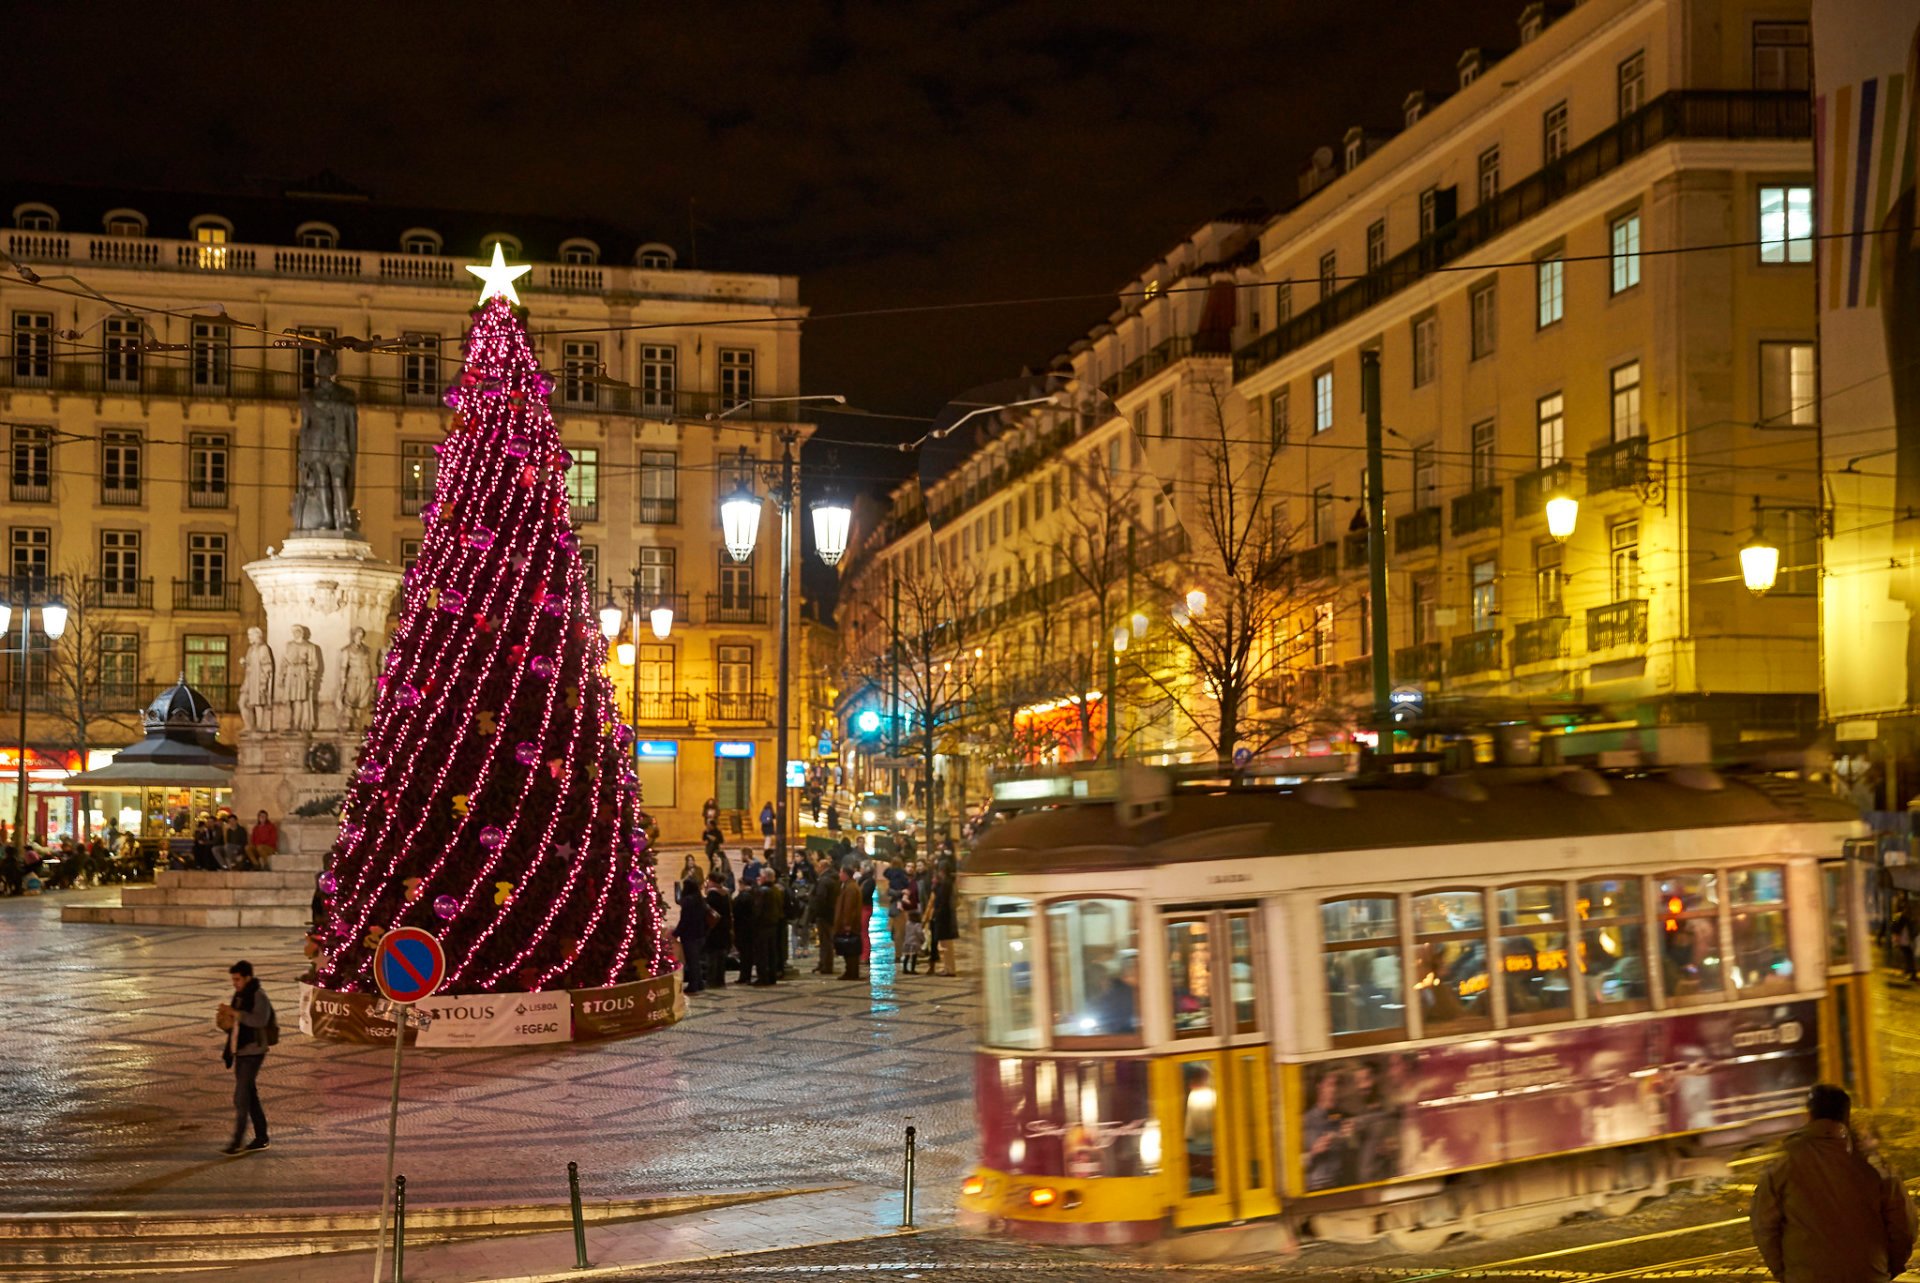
[{"xmin": 0, "ymin": 887, "xmax": 975, "ymax": 1214}]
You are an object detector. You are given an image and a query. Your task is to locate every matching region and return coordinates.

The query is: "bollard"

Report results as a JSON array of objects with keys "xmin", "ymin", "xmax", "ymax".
[
  {"xmin": 567, "ymin": 1161, "xmax": 589, "ymax": 1270},
  {"xmin": 393, "ymin": 1175, "xmax": 406, "ymax": 1283},
  {"xmin": 902, "ymin": 1126, "xmax": 917, "ymax": 1228}
]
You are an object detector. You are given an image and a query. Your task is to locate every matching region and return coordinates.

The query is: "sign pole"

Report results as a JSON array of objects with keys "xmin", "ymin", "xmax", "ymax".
[{"xmin": 373, "ymin": 1002, "xmax": 409, "ymax": 1283}]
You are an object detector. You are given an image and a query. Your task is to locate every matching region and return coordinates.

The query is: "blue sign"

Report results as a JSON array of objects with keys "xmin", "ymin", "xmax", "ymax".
[
  {"xmin": 855, "ymin": 710, "xmax": 882, "ymax": 735},
  {"xmin": 373, "ymin": 928, "xmax": 447, "ymax": 1005},
  {"xmin": 786, "ymin": 759, "xmax": 807, "ymax": 788},
  {"xmin": 635, "ymin": 740, "xmax": 678, "ymax": 759},
  {"xmin": 1389, "ymin": 684, "xmax": 1425, "ymax": 722},
  {"xmin": 1232, "ymin": 746, "xmax": 1252, "ymax": 768},
  {"xmin": 715, "ymin": 741, "xmax": 755, "ymax": 758},
  {"xmin": 817, "ymin": 732, "xmax": 834, "ymax": 757}
]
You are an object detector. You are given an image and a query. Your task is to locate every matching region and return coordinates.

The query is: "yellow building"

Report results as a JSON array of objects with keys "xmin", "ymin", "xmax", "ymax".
[{"xmin": 0, "ymin": 178, "xmax": 806, "ymax": 841}]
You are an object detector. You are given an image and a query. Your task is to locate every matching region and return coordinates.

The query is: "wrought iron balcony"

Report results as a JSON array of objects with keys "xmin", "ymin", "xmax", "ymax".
[
  {"xmin": 1587, "ymin": 599, "xmax": 1649, "ymax": 650},
  {"xmin": 10, "ymin": 477, "xmax": 50, "ymax": 503},
  {"xmin": 1586, "ymin": 437, "xmax": 1650, "ymax": 494},
  {"xmin": 1294, "ymin": 541, "xmax": 1339, "ymax": 580},
  {"xmin": 1513, "ymin": 615, "xmax": 1570, "ymax": 666},
  {"xmin": 707, "ymin": 692, "xmax": 772, "ymax": 721},
  {"xmin": 1393, "ymin": 642, "xmax": 1442, "ymax": 683},
  {"xmin": 636, "ymin": 496, "xmax": 678, "ymax": 525},
  {"xmin": 1394, "ymin": 506, "xmax": 1442, "ymax": 553},
  {"xmin": 569, "ymin": 498, "xmax": 600, "ymax": 525},
  {"xmin": 1343, "ymin": 530, "xmax": 1369, "ymax": 570},
  {"xmin": 1451, "ymin": 486, "xmax": 1502, "ymax": 536},
  {"xmin": 1450, "ymin": 628, "xmax": 1504, "ymax": 676},
  {"xmin": 188, "ymin": 485, "xmax": 229, "ymax": 510},
  {"xmin": 83, "ymin": 577, "xmax": 153, "ymax": 610},
  {"xmin": 100, "ymin": 483, "xmax": 142, "ymax": 507},
  {"xmin": 172, "ymin": 578, "xmax": 241, "ymax": 612},
  {"xmin": 705, "ymin": 593, "xmax": 768, "ymax": 625},
  {"xmin": 1514, "ymin": 461, "xmax": 1574, "ymax": 519},
  {"xmin": 1342, "ymin": 657, "xmax": 1375, "ymax": 699},
  {"xmin": 629, "ymin": 692, "xmax": 694, "ymax": 723}
]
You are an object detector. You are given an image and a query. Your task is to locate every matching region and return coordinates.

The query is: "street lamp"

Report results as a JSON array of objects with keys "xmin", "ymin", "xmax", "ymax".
[
  {"xmin": 648, "ymin": 605, "xmax": 674, "ymax": 640},
  {"xmin": 1185, "ymin": 588, "xmax": 1207, "ymax": 618},
  {"xmin": 1545, "ymin": 491, "xmax": 1579, "ymax": 542},
  {"xmin": 597, "ymin": 593, "xmax": 624, "ymax": 640},
  {"xmin": 3, "ymin": 582, "xmax": 69, "ymax": 870},
  {"xmin": 811, "ymin": 488, "xmax": 853, "ymax": 567},
  {"xmin": 1741, "ymin": 499, "xmax": 1780, "ymax": 596}
]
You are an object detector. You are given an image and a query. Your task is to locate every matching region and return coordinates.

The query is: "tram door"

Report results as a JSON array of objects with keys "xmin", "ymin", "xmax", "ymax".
[
  {"xmin": 1819, "ymin": 855, "xmax": 1879, "ymax": 1105},
  {"xmin": 1159, "ymin": 907, "xmax": 1280, "ymax": 1229}
]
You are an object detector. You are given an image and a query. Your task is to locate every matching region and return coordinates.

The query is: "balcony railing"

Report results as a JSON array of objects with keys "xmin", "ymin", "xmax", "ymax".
[
  {"xmin": 10, "ymin": 477, "xmax": 50, "ymax": 503},
  {"xmin": 3, "ymin": 572, "xmax": 65, "ymax": 601},
  {"xmin": 705, "ymin": 593, "xmax": 768, "ymax": 625},
  {"xmin": 1514, "ymin": 461, "xmax": 1574, "ymax": 520},
  {"xmin": 1394, "ymin": 506, "xmax": 1442, "ymax": 553},
  {"xmin": 1234, "ymin": 91, "xmax": 1813, "ymax": 383},
  {"xmin": 629, "ymin": 692, "xmax": 694, "ymax": 723},
  {"xmin": 1587, "ymin": 599, "xmax": 1649, "ymax": 651},
  {"xmin": 569, "ymin": 498, "xmax": 600, "ymax": 525},
  {"xmin": 1343, "ymin": 530, "xmax": 1369, "ymax": 570},
  {"xmin": 707, "ymin": 692, "xmax": 772, "ymax": 721},
  {"xmin": 188, "ymin": 485, "xmax": 229, "ymax": 509},
  {"xmin": 1393, "ymin": 642, "xmax": 1442, "ymax": 683},
  {"xmin": 1586, "ymin": 436, "xmax": 1650, "ymax": 494},
  {"xmin": 1451, "ymin": 486, "xmax": 1502, "ymax": 537},
  {"xmin": 172, "ymin": 578, "xmax": 241, "ymax": 612},
  {"xmin": 83, "ymin": 577, "xmax": 154, "ymax": 610},
  {"xmin": 1513, "ymin": 615, "xmax": 1570, "ymax": 666},
  {"xmin": 100, "ymin": 483, "xmax": 142, "ymax": 507},
  {"xmin": 636, "ymin": 496, "xmax": 678, "ymax": 525},
  {"xmin": 1098, "ymin": 331, "xmax": 1234, "ymax": 400},
  {"xmin": 1341, "ymin": 657, "xmax": 1375, "ymax": 699},
  {"xmin": 1294, "ymin": 541, "xmax": 1338, "ymax": 580},
  {"xmin": 1450, "ymin": 628, "xmax": 1504, "ymax": 676}
]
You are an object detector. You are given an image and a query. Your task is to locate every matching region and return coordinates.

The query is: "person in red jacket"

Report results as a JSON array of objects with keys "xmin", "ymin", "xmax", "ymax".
[{"xmin": 245, "ymin": 811, "xmax": 278, "ymax": 870}]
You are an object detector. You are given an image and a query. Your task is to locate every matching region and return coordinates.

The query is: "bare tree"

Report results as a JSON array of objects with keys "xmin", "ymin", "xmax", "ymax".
[
  {"xmin": 37, "ymin": 563, "xmax": 144, "ymax": 763},
  {"xmin": 886, "ymin": 553, "xmax": 986, "ymax": 842}
]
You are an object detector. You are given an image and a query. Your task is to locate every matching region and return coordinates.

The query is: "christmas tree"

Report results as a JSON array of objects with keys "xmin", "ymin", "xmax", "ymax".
[{"xmin": 317, "ymin": 253, "xmax": 670, "ymax": 996}]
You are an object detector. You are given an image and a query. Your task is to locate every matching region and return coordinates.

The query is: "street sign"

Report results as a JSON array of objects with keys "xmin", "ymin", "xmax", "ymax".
[
  {"xmin": 816, "ymin": 732, "xmax": 834, "ymax": 757},
  {"xmin": 785, "ymin": 759, "xmax": 807, "ymax": 789},
  {"xmin": 1232, "ymin": 746, "xmax": 1252, "ymax": 768},
  {"xmin": 373, "ymin": 927, "xmax": 447, "ymax": 1005}
]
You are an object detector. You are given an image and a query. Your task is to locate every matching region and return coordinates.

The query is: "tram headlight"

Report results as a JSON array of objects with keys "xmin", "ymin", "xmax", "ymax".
[
  {"xmin": 1138, "ymin": 1120, "xmax": 1163, "ymax": 1173},
  {"xmin": 961, "ymin": 1175, "xmax": 985, "ymax": 1197},
  {"xmin": 1028, "ymin": 1186, "xmax": 1059, "ymax": 1208}
]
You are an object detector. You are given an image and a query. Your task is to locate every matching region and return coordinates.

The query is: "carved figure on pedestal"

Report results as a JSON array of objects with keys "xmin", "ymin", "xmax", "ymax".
[
  {"xmin": 239, "ymin": 627, "xmax": 277, "ymax": 733},
  {"xmin": 336, "ymin": 626, "xmax": 376, "ymax": 732},
  {"xmin": 293, "ymin": 350, "xmax": 360, "ymax": 533},
  {"xmin": 282, "ymin": 624, "xmax": 323, "ymax": 733}
]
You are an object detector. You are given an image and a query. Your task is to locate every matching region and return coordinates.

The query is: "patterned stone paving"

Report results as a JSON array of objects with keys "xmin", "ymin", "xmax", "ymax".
[{"xmin": 0, "ymin": 887, "xmax": 977, "ymax": 1214}]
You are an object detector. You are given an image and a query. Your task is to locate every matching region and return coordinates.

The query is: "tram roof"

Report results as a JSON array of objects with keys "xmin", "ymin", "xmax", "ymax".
[{"xmin": 964, "ymin": 771, "xmax": 1861, "ymax": 875}]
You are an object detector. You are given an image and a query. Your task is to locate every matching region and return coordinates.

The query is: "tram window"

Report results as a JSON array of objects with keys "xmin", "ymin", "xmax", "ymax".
[
  {"xmin": 1823, "ymin": 865, "xmax": 1852, "ymax": 968},
  {"xmin": 1413, "ymin": 890, "xmax": 1492, "ymax": 1035},
  {"xmin": 1730, "ymin": 866, "xmax": 1792, "ymax": 996},
  {"xmin": 1166, "ymin": 918, "xmax": 1214, "ymax": 1038},
  {"xmin": 1578, "ymin": 876, "xmax": 1650, "ymax": 1010},
  {"xmin": 1228, "ymin": 913, "xmax": 1259, "ymax": 1033},
  {"xmin": 1497, "ymin": 884, "xmax": 1573, "ymax": 1023},
  {"xmin": 982, "ymin": 899, "xmax": 1039, "ymax": 1048},
  {"xmin": 1047, "ymin": 898, "xmax": 1140, "ymax": 1044},
  {"xmin": 1321, "ymin": 896, "xmax": 1405, "ymax": 1045},
  {"xmin": 1657, "ymin": 872, "xmax": 1724, "ymax": 999}
]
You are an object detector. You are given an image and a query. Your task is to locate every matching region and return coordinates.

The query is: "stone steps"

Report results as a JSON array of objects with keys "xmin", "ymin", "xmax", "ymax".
[
  {"xmin": 155, "ymin": 870, "xmax": 312, "ymax": 892},
  {"xmin": 60, "ymin": 817, "xmax": 336, "ymax": 931},
  {"xmin": 58, "ymin": 903, "xmax": 310, "ymax": 929}
]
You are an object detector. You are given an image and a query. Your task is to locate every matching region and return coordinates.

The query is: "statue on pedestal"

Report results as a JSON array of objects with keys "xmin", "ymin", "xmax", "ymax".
[
  {"xmin": 293, "ymin": 349, "xmax": 359, "ymax": 533},
  {"xmin": 336, "ymin": 626, "xmax": 376, "ymax": 732},
  {"xmin": 282, "ymin": 624, "xmax": 323, "ymax": 733},
  {"xmin": 239, "ymin": 626, "xmax": 277, "ymax": 733}
]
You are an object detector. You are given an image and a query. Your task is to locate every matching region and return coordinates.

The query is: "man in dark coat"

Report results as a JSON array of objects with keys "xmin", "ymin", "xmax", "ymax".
[
  {"xmin": 807, "ymin": 855, "xmax": 839, "ymax": 974},
  {"xmin": 732, "ymin": 872, "xmax": 762, "ymax": 986},
  {"xmin": 702, "ymin": 874, "xmax": 732, "ymax": 990},
  {"xmin": 833, "ymin": 865, "xmax": 864, "ymax": 981},
  {"xmin": 216, "ymin": 960, "xmax": 274, "ymax": 1155},
  {"xmin": 755, "ymin": 871, "xmax": 786, "ymax": 986},
  {"xmin": 673, "ymin": 875, "xmax": 708, "ymax": 994},
  {"xmin": 1750, "ymin": 1083, "xmax": 1914, "ymax": 1283}
]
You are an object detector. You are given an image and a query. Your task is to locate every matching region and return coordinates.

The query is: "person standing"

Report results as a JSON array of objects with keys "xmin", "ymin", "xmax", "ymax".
[
  {"xmin": 702, "ymin": 873, "xmax": 732, "ymax": 990},
  {"xmin": 808, "ymin": 855, "xmax": 839, "ymax": 975},
  {"xmin": 883, "ymin": 859, "xmax": 909, "ymax": 962},
  {"xmin": 832, "ymin": 865, "xmax": 864, "ymax": 981},
  {"xmin": 826, "ymin": 799, "xmax": 840, "ymax": 836},
  {"xmin": 674, "ymin": 874, "xmax": 708, "ymax": 995},
  {"xmin": 732, "ymin": 871, "xmax": 762, "ymax": 987},
  {"xmin": 759, "ymin": 801, "xmax": 776, "ymax": 852},
  {"xmin": 1750, "ymin": 1083, "xmax": 1913, "ymax": 1283},
  {"xmin": 216, "ymin": 960, "xmax": 274, "ymax": 1155},
  {"xmin": 756, "ymin": 868, "xmax": 786, "ymax": 985},
  {"xmin": 928, "ymin": 866, "xmax": 960, "ymax": 976}
]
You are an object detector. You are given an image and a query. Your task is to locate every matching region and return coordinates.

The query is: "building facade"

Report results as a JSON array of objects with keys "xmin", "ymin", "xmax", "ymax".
[{"xmin": 0, "ymin": 179, "xmax": 805, "ymax": 841}]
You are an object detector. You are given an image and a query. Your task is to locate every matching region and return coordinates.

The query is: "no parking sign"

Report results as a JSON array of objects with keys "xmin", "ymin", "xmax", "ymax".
[{"xmin": 372, "ymin": 927, "xmax": 447, "ymax": 1005}]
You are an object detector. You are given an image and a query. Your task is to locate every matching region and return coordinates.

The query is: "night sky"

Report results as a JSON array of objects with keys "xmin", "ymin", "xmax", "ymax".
[{"xmin": 3, "ymin": 0, "xmax": 1521, "ymax": 476}]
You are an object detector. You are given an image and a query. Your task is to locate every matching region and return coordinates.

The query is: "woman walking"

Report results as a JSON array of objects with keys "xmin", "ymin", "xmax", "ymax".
[{"xmin": 927, "ymin": 866, "xmax": 959, "ymax": 976}]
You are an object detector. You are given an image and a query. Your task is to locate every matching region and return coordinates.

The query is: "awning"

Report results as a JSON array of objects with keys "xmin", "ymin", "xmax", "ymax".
[{"xmin": 64, "ymin": 761, "xmax": 233, "ymax": 789}]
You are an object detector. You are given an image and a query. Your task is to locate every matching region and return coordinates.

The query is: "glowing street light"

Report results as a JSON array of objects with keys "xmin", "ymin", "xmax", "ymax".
[
  {"xmin": 811, "ymin": 491, "xmax": 853, "ymax": 567},
  {"xmin": 1545, "ymin": 492, "xmax": 1579, "ymax": 542},
  {"xmin": 616, "ymin": 640, "xmax": 636, "ymax": 667},
  {"xmin": 1185, "ymin": 588, "xmax": 1207, "ymax": 618},
  {"xmin": 1741, "ymin": 539, "xmax": 1780, "ymax": 595},
  {"xmin": 720, "ymin": 474, "xmax": 763, "ymax": 563},
  {"xmin": 597, "ymin": 594, "xmax": 624, "ymax": 640},
  {"xmin": 649, "ymin": 604, "xmax": 675, "ymax": 639}
]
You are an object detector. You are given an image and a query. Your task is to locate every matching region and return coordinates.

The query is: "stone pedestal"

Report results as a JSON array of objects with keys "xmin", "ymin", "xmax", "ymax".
[{"xmin": 233, "ymin": 534, "xmax": 403, "ymax": 820}]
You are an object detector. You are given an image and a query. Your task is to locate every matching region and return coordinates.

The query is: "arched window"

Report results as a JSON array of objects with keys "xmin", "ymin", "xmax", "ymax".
[
  {"xmin": 480, "ymin": 233, "xmax": 522, "ymax": 260},
  {"xmin": 400, "ymin": 228, "xmax": 443, "ymax": 256},
  {"xmin": 190, "ymin": 215, "xmax": 233, "ymax": 269},
  {"xmin": 559, "ymin": 238, "xmax": 600, "ymax": 265},
  {"xmin": 295, "ymin": 222, "xmax": 338, "ymax": 250},
  {"xmin": 635, "ymin": 242, "xmax": 677, "ymax": 270},
  {"xmin": 103, "ymin": 208, "xmax": 148, "ymax": 238},
  {"xmin": 12, "ymin": 203, "xmax": 57, "ymax": 231}
]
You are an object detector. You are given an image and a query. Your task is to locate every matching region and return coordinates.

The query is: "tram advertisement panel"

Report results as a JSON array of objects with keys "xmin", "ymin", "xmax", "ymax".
[
  {"xmin": 975, "ymin": 1055, "xmax": 1158, "ymax": 1179},
  {"xmin": 1299, "ymin": 1001, "xmax": 1817, "ymax": 1193}
]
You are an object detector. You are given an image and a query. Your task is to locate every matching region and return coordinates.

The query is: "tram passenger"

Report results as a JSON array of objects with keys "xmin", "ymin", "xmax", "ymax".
[{"xmin": 1089, "ymin": 951, "xmax": 1140, "ymax": 1035}]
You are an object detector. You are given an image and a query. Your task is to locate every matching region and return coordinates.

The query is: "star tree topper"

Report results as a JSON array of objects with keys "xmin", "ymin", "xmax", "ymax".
[{"xmin": 467, "ymin": 242, "xmax": 533, "ymax": 306}]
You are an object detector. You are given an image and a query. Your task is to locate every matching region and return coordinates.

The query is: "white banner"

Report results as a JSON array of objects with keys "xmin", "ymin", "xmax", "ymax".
[{"xmin": 414, "ymin": 989, "xmax": 572, "ymax": 1048}]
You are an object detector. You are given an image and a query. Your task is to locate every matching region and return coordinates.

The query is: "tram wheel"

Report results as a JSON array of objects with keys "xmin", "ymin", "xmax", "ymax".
[{"xmin": 1386, "ymin": 1223, "xmax": 1456, "ymax": 1254}]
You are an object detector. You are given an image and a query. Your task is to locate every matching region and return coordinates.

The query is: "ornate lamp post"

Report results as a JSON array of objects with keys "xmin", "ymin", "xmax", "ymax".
[{"xmin": 2, "ymin": 577, "xmax": 69, "ymax": 866}]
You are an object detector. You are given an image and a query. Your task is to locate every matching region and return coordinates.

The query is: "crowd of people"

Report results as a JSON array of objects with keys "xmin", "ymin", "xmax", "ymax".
[{"xmin": 0, "ymin": 808, "xmax": 280, "ymax": 896}]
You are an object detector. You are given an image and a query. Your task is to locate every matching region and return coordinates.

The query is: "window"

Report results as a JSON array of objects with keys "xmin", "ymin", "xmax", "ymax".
[
  {"xmin": 1312, "ymin": 602, "xmax": 1334, "ymax": 666},
  {"xmin": 11, "ymin": 311, "xmax": 51, "ymax": 383},
  {"xmin": 1046, "ymin": 898, "xmax": 1139, "ymax": 1043},
  {"xmin": 1017, "ymin": 492, "xmax": 1028, "ymax": 531},
  {"xmin": 1268, "ymin": 387, "xmax": 1290, "ymax": 450},
  {"xmin": 188, "ymin": 532, "xmax": 227, "ymax": 590},
  {"xmin": 401, "ymin": 333, "xmax": 440, "ymax": 402},
  {"xmin": 715, "ymin": 642, "xmax": 753, "ymax": 694},
  {"xmin": 561, "ymin": 340, "xmax": 599, "ymax": 406},
  {"xmin": 640, "ymin": 344, "xmax": 676, "ymax": 414},
  {"xmin": 717, "ymin": 552, "xmax": 754, "ymax": 607},
  {"xmin": 1412, "ymin": 444, "xmax": 1437, "ymax": 508},
  {"xmin": 400, "ymin": 441, "xmax": 437, "ymax": 515},
  {"xmin": 1760, "ymin": 341, "xmax": 1817, "ymax": 426},
  {"xmin": 1657, "ymin": 872, "xmax": 1723, "ymax": 998},
  {"xmin": 638, "ymin": 248, "xmax": 674, "ymax": 270},
  {"xmin": 1498, "ymin": 884, "xmax": 1573, "ymax": 1023},
  {"xmin": 578, "ymin": 544, "xmax": 599, "ymax": 589},
  {"xmin": 1542, "ymin": 101, "xmax": 1569, "ymax": 163},
  {"xmin": 1612, "ymin": 522, "xmax": 1643, "ymax": 603},
  {"xmin": 1469, "ymin": 281, "xmax": 1497, "ymax": 359},
  {"xmin": 981, "ymin": 898, "xmax": 1039, "ymax": 1048},
  {"xmin": 183, "ymin": 635, "xmax": 229, "ymax": 693},
  {"xmin": 567, "ymin": 447, "xmax": 599, "ymax": 523},
  {"xmin": 101, "ymin": 429, "xmax": 142, "ymax": 503},
  {"xmin": 9, "ymin": 527, "xmax": 50, "ymax": 592},
  {"xmin": 1536, "ymin": 256, "xmax": 1564, "ymax": 327},
  {"xmin": 638, "ymin": 450, "xmax": 678, "ymax": 523},
  {"xmin": 104, "ymin": 211, "xmax": 145, "ymax": 238},
  {"xmin": 1753, "ymin": 22, "xmax": 1810, "ymax": 91},
  {"xmin": 1536, "ymin": 393, "xmax": 1565, "ymax": 465},
  {"xmin": 296, "ymin": 224, "xmax": 336, "ymax": 250},
  {"xmin": 14, "ymin": 205, "xmax": 56, "ymax": 231},
  {"xmin": 1413, "ymin": 890, "xmax": 1491, "ymax": 1034},
  {"xmin": 11, "ymin": 424, "xmax": 50, "ymax": 500},
  {"xmin": 1611, "ymin": 362, "xmax": 1643, "ymax": 440},
  {"xmin": 99, "ymin": 632, "xmax": 139, "ymax": 700},
  {"xmin": 1320, "ymin": 897, "xmax": 1404, "ymax": 1044},
  {"xmin": 292, "ymin": 327, "xmax": 336, "ymax": 391},
  {"xmin": 1729, "ymin": 866, "xmax": 1793, "ymax": 995},
  {"xmin": 719, "ymin": 348, "xmax": 755, "ymax": 409},
  {"xmin": 636, "ymin": 546, "xmax": 676, "ymax": 597},
  {"xmin": 1412, "ymin": 574, "xmax": 1436, "ymax": 644},
  {"xmin": 1534, "ymin": 540, "xmax": 1564, "ymax": 616},
  {"xmin": 1470, "ymin": 419, "xmax": 1497, "ymax": 490},
  {"xmin": 1158, "ymin": 389, "xmax": 1174, "ymax": 438},
  {"xmin": 100, "ymin": 530, "xmax": 141, "ymax": 594},
  {"xmin": 1131, "ymin": 407, "xmax": 1148, "ymax": 445},
  {"xmin": 1617, "ymin": 51, "xmax": 1645, "ymax": 119},
  {"xmin": 1411, "ymin": 314, "xmax": 1438, "ymax": 388},
  {"xmin": 1274, "ymin": 281, "xmax": 1292, "ymax": 326},
  {"xmin": 1610, "ymin": 213, "xmax": 1641, "ymax": 293},
  {"xmin": 188, "ymin": 433, "xmax": 228, "ymax": 507},
  {"xmin": 401, "ymin": 540, "xmax": 422, "ymax": 574},
  {"xmin": 1579, "ymin": 877, "xmax": 1649, "ymax": 1010},
  {"xmin": 190, "ymin": 321, "xmax": 229, "ymax": 390},
  {"xmin": 1470, "ymin": 557, "xmax": 1497, "ymax": 630},
  {"xmin": 1318, "ymin": 251, "xmax": 1336, "ymax": 300},
  {"xmin": 1759, "ymin": 185, "xmax": 1814, "ymax": 263},
  {"xmin": 1311, "ymin": 484, "xmax": 1334, "ymax": 545},
  {"xmin": 1365, "ymin": 221, "xmax": 1386, "ymax": 272},
  {"xmin": 1313, "ymin": 369, "xmax": 1334, "ymax": 432},
  {"xmin": 194, "ymin": 223, "xmax": 229, "ymax": 271},
  {"xmin": 402, "ymin": 230, "xmax": 441, "ymax": 255},
  {"xmin": 1477, "ymin": 146, "xmax": 1501, "ymax": 204},
  {"xmin": 1419, "ymin": 186, "xmax": 1439, "ymax": 238},
  {"xmin": 103, "ymin": 316, "xmax": 141, "ymax": 387},
  {"xmin": 1166, "ymin": 917, "xmax": 1215, "ymax": 1037},
  {"xmin": 561, "ymin": 241, "xmax": 599, "ymax": 265}
]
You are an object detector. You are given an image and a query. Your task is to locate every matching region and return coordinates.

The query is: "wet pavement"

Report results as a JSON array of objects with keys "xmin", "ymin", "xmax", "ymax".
[{"xmin": 0, "ymin": 887, "xmax": 975, "ymax": 1215}]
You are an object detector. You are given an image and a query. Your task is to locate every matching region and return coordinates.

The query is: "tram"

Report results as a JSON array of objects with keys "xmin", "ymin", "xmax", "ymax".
[{"xmin": 955, "ymin": 757, "xmax": 1877, "ymax": 1247}]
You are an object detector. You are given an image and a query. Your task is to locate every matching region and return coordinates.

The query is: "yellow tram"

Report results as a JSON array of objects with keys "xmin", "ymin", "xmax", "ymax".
[{"xmin": 955, "ymin": 761, "xmax": 1877, "ymax": 1246}]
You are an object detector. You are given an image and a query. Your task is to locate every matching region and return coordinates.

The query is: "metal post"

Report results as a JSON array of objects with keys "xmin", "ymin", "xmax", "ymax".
[
  {"xmin": 889, "ymin": 573, "xmax": 901, "ymax": 829},
  {"xmin": 902, "ymin": 1125, "xmax": 917, "ymax": 1228},
  {"xmin": 1362, "ymin": 351, "xmax": 1392, "ymax": 733},
  {"xmin": 625, "ymin": 570, "xmax": 640, "ymax": 734},
  {"xmin": 567, "ymin": 1160, "xmax": 589, "ymax": 1269},
  {"xmin": 12, "ymin": 593, "xmax": 31, "ymax": 872},
  {"xmin": 1103, "ymin": 583, "xmax": 1118, "ymax": 763},
  {"xmin": 392, "ymin": 1176, "xmax": 406, "ymax": 1283},
  {"xmin": 775, "ymin": 430, "xmax": 795, "ymax": 874},
  {"xmin": 373, "ymin": 1003, "xmax": 409, "ymax": 1283}
]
